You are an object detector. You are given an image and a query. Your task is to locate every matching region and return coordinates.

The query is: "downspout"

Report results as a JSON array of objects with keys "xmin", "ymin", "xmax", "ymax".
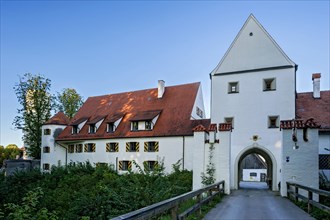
[
  {"xmin": 182, "ymin": 136, "xmax": 185, "ymax": 170},
  {"xmin": 56, "ymin": 141, "xmax": 68, "ymax": 166}
]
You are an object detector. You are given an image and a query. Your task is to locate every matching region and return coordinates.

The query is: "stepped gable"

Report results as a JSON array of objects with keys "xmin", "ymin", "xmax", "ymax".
[
  {"xmin": 296, "ymin": 91, "xmax": 330, "ymax": 131},
  {"xmin": 57, "ymin": 82, "xmax": 202, "ymax": 141},
  {"xmin": 44, "ymin": 112, "xmax": 70, "ymax": 125}
]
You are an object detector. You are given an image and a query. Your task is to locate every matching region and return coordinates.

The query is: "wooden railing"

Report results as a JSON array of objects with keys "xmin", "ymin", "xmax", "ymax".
[
  {"xmin": 287, "ymin": 181, "xmax": 330, "ymax": 214},
  {"xmin": 112, "ymin": 181, "xmax": 225, "ymax": 220}
]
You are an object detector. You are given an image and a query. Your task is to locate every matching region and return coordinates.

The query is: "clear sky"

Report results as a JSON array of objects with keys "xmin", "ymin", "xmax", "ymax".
[{"xmin": 1, "ymin": 1, "xmax": 329, "ymax": 147}]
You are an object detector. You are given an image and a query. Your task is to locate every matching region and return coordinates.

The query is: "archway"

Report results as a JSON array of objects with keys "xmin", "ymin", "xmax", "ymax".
[{"xmin": 234, "ymin": 145, "xmax": 277, "ymax": 191}]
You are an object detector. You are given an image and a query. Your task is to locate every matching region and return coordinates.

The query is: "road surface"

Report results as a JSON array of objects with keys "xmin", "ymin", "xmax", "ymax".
[{"xmin": 204, "ymin": 182, "xmax": 314, "ymax": 220}]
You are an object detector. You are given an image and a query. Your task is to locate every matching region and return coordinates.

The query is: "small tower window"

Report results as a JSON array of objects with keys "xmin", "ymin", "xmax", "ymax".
[
  {"xmin": 228, "ymin": 82, "xmax": 239, "ymax": 93},
  {"xmin": 263, "ymin": 78, "xmax": 276, "ymax": 91},
  {"xmin": 43, "ymin": 146, "xmax": 50, "ymax": 153},
  {"xmin": 44, "ymin": 129, "xmax": 51, "ymax": 135},
  {"xmin": 268, "ymin": 116, "xmax": 279, "ymax": 128}
]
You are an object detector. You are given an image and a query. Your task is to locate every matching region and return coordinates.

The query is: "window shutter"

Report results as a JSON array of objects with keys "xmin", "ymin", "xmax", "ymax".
[
  {"xmin": 155, "ymin": 142, "xmax": 159, "ymax": 152},
  {"xmin": 126, "ymin": 142, "xmax": 129, "ymax": 152},
  {"xmin": 143, "ymin": 161, "xmax": 148, "ymax": 170},
  {"xmin": 84, "ymin": 144, "xmax": 88, "ymax": 152},
  {"xmin": 106, "ymin": 143, "xmax": 110, "ymax": 152},
  {"xmin": 128, "ymin": 161, "xmax": 132, "ymax": 170},
  {"xmin": 115, "ymin": 143, "xmax": 119, "ymax": 152},
  {"xmin": 92, "ymin": 144, "xmax": 96, "ymax": 152},
  {"xmin": 144, "ymin": 142, "xmax": 148, "ymax": 152},
  {"xmin": 119, "ymin": 161, "xmax": 123, "ymax": 170},
  {"xmin": 135, "ymin": 142, "xmax": 139, "ymax": 152},
  {"xmin": 155, "ymin": 161, "xmax": 159, "ymax": 168}
]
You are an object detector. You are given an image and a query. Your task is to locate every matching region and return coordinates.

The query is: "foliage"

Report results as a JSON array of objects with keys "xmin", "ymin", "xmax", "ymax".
[
  {"xmin": 201, "ymin": 143, "xmax": 216, "ymax": 186},
  {"xmin": 0, "ymin": 162, "xmax": 192, "ymax": 219},
  {"xmin": 0, "ymin": 145, "xmax": 21, "ymax": 168},
  {"xmin": 13, "ymin": 73, "xmax": 52, "ymax": 159},
  {"xmin": 55, "ymin": 88, "xmax": 84, "ymax": 119},
  {"xmin": 4, "ymin": 187, "xmax": 58, "ymax": 220}
]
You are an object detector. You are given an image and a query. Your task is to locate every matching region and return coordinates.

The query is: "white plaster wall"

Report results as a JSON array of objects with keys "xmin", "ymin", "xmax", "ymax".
[
  {"xmin": 65, "ymin": 136, "xmax": 191, "ymax": 174},
  {"xmin": 243, "ymin": 169, "xmax": 267, "ymax": 181},
  {"xmin": 216, "ymin": 131, "xmax": 231, "ymax": 194},
  {"xmin": 191, "ymin": 84, "xmax": 206, "ymax": 119},
  {"xmin": 281, "ymin": 129, "xmax": 319, "ymax": 197},
  {"xmin": 211, "ymin": 68, "xmax": 295, "ymax": 190},
  {"xmin": 319, "ymin": 132, "xmax": 330, "ymax": 154},
  {"xmin": 41, "ymin": 124, "xmax": 67, "ymax": 169},
  {"xmin": 192, "ymin": 132, "xmax": 206, "ymax": 190}
]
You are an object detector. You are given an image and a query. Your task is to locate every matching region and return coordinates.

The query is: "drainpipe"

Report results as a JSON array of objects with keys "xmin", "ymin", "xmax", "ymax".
[{"xmin": 182, "ymin": 136, "xmax": 185, "ymax": 170}]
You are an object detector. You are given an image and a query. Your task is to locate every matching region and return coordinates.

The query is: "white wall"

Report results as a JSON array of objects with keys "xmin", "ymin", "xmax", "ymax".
[
  {"xmin": 242, "ymin": 169, "xmax": 267, "ymax": 181},
  {"xmin": 281, "ymin": 128, "xmax": 319, "ymax": 197},
  {"xmin": 49, "ymin": 136, "xmax": 193, "ymax": 174},
  {"xmin": 191, "ymin": 84, "xmax": 206, "ymax": 119}
]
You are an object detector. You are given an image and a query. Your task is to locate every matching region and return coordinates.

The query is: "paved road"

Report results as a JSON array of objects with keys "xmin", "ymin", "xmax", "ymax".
[{"xmin": 204, "ymin": 182, "xmax": 314, "ymax": 220}]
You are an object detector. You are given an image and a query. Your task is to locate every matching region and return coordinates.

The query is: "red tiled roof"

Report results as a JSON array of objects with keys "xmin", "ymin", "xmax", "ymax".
[
  {"xmin": 280, "ymin": 119, "xmax": 320, "ymax": 129},
  {"xmin": 44, "ymin": 112, "xmax": 70, "ymax": 125},
  {"xmin": 208, "ymin": 124, "xmax": 217, "ymax": 132},
  {"xmin": 296, "ymin": 91, "xmax": 330, "ymax": 130},
  {"xmin": 130, "ymin": 110, "xmax": 162, "ymax": 121},
  {"xmin": 312, "ymin": 73, "xmax": 321, "ymax": 80},
  {"xmin": 57, "ymin": 82, "xmax": 202, "ymax": 141},
  {"xmin": 219, "ymin": 123, "xmax": 232, "ymax": 131},
  {"xmin": 193, "ymin": 125, "xmax": 207, "ymax": 132}
]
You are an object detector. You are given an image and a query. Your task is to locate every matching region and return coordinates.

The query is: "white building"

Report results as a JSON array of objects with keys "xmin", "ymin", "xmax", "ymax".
[{"xmin": 41, "ymin": 81, "xmax": 207, "ymax": 173}]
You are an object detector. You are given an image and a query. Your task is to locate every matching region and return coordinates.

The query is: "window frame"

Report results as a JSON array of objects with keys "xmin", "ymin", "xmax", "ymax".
[
  {"xmin": 89, "ymin": 124, "xmax": 96, "ymax": 134},
  {"xmin": 68, "ymin": 144, "xmax": 75, "ymax": 153},
  {"xmin": 43, "ymin": 146, "xmax": 50, "ymax": 153},
  {"xmin": 75, "ymin": 144, "xmax": 83, "ymax": 153},
  {"xmin": 224, "ymin": 117, "xmax": 234, "ymax": 128},
  {"xmin": 263, "ymin": 78, "xmax": 276, "ymax": 91},
  {"xmin": 43, "ymin": 163, "xmax": 50, "ymax": 170},
  {"xmin": 106, "ymin": 142, "xmax": 119, "ymax": 152},
  {"xmin": 268, "ymin": 116, "xmax": 279, "ymax": 128},
  {"xmin": 228, "ymin": 82, "xmax": 239, "ymax": 94},
  {"xmin": 107, "ymin": 122, "xmax": 115, "ymax": 133},
  {"xmin": 44, "ymin": 128, "xmax": 51, "ymax": 135},
  {"xmin": 72, "ymin": 125, "xmax": 78, "ymax": 134},
  {"xmin": 84, "ymin": 143, "xmax": 96, "ymax": 153},
  {"xmin": 131, "ymin": 121, "xmax": 139, "ymax": 131}
]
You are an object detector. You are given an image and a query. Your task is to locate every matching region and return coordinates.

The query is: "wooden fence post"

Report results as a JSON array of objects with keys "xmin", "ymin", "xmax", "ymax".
[
  {"xmin": 171, "ymin": 204, "xmax": 178, "ymax": 220},
  {"xmin": 308, "ymin": 190, "xmax": 313, "ymax": 213}
]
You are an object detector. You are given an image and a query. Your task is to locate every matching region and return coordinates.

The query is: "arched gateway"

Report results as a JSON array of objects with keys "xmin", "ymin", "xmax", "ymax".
[{"xmin": 234, "ymin": 145, "xmax": 277, "ymax": 191}]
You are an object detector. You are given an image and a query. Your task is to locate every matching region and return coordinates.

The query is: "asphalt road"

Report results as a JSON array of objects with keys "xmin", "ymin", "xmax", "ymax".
[{"xmin": 203, "ymin": 182, "xmax": 315, "ymax": 220}]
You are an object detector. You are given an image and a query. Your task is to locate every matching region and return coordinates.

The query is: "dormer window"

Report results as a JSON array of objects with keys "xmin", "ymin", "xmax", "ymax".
[
  {"xmin": 132, "ymin": 121, "xmax": 139, "ymax": 131},
  {"xmin": 107, "ymin": 123, "xmax": 115, "ymax": 133},
  {"xmin": 145, "ymin": 121, "xmax": 152, "ymax": 130},
  {"xmin": 89, "ymin": 124, "xmax": 96, "ymax": 134},
  {"xmin": 72, "ymin": 125, "xmax": 78, "ymax": 134}
]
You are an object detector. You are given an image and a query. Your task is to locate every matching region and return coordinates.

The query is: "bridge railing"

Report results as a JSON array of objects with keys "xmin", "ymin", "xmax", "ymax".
[
  {"xmin": 112, "ymin": 180, "xmax": 225, "ymax": 220},
  {"xmin": 286, "ymin": 181, "xmax": 330, "ymax": 214}
]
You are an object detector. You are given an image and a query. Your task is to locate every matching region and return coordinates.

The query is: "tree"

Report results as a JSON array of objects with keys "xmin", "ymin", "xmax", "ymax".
[
  {"xmin": 0, "ymin": 145, "xmax": 20, "ymax": 168},
  {"xmin": 13, "ymin": 73, "xmax": 52, "ymax": 159},
  {"xmin": 55, "ymin": 88, "xmax": 83, "ymax": 119}
]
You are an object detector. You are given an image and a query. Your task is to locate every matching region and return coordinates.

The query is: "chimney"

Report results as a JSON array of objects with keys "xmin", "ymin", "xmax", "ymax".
[
  {"xmin": 312, "ymin": 73, "xmax": 321, "ymax": 99},
  {"xmin": 158, "ymin": 80, "xmax": 165, "ymax": 99}
]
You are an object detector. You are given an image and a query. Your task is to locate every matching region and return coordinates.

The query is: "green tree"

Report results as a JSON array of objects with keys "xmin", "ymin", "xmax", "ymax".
[
  {"xmin": 13, "ymin": 73, "xmax": 52, "ymax": 159},
  {"xmin": 55, "ymin": 88, "xmax": 83, "ymax": 119},
  {"xmin": 0, "ymin": 145, "xmax": 20, "ymax": 168}
]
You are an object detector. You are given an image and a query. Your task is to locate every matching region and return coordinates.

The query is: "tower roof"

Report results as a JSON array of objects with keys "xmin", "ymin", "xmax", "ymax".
[{"xmin": 211, "ymin": 14, "xmax": 296, "ymax": 76}]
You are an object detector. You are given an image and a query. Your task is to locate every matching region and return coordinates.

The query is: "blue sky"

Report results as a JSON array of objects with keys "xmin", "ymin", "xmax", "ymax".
[{"xmin": 1, "ymin": 1, "xmax": 329, "ymax": 147}]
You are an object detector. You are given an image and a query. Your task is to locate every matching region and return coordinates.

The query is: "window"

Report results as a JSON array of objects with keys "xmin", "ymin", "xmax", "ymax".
[
  {"xmin": 72, "ymin": 125, "xmax": 78, "ymax": 134},
  {"xmin": 250, "ymin": 172, "xmax": 257, "ymax": 177},
  {"xmin": 144, "ymin": 161, "xmax": 158, "ymax": 171},
  {"xmin": 43, "ymin": 163, "xmax": 50, "ymax": 170},
  {"xmin": 319, "ymin": 155, "xmax": 330, "ymax": 169},
  {"xmin": 224, "ymin": 117, "xmax": 234, "ymax": 128},
  {"xmin": 268, "ymin": 116, "xmax": 279, "ymax": 128},
  {"xmin": 228, "ymin": 82, "xmax": 239, "ymax": 93},
  {"xmin": 43, "ymin": 146, "xmax": 50, "ymax": 153},
  {"xmin": 44, "ymin": 129, "xmax": 51, "ymax": 135},
  {"xmin": 144, "ymin": 141, "xmax": 159, "ymax": 152},
  {"xmin": 119, "ymin": 160, "xmax": 132, "ymax": 171},
  {"xmin": 126, "ymin": 142, "xmax": 139, "ymax": 152},
  {"xmin": 145, "ymin": 121, "xmax": 152, "ymax": 130},
  {"xmin": 89, "ymin": 124, "xmax": 96, "ymax": 134},
  {"xmin": 263, "ymin": 78, "xmax": 276, "ymax": 91},
  {"xmin": 68, "ymin": 144, "xmax": 75, "ymax": 153},
  {"xmin": 196, "ymin": 107, "xmax": 203, "ymax": 118},
  {"xmin": 106, "ymin": 142, "xmax": 119, "ymax": 152},
  {"xmin": 84, "ymin": 143, "xmax": 96, "ymax": 152},
  {"xmin": 107, "ymin": 123, "xmax": 115, "ymax": 133},
  {"xmin": 75, "ymin": 144, "xmax": 83, "ymax": 153},
  {"xmin": 131, "ymin": 121, "xmax": 138, "ymax": 131}
]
